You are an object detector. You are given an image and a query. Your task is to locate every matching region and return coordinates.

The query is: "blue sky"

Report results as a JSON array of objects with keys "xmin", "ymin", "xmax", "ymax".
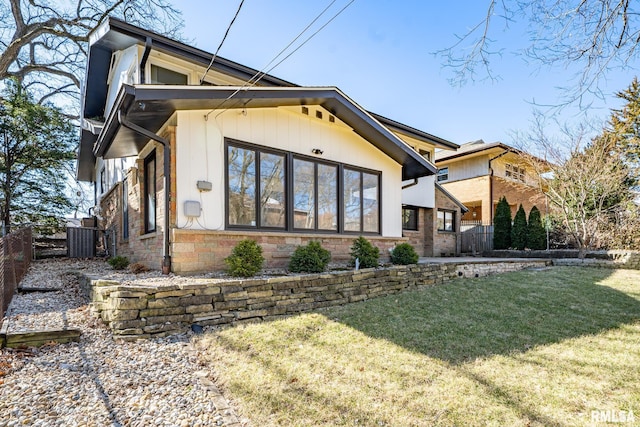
[{"xmin": 176, "ymin": 0, "xmax": 638, "ymax": 147}]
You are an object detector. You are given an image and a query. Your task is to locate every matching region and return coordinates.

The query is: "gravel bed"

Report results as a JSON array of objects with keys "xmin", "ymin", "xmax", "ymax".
[{"xmin": 0, "ymin": 259, "xmax": 244, "ymax": 427}]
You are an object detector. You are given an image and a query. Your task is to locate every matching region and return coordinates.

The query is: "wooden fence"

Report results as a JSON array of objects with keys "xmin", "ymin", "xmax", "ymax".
[
  {"xmin": 1, "ymin": 227, "xmax": 33, "ymax": 319},
  {"xmin": 461, "ymin": 223, "xmax": 493, "ymax": 254}
]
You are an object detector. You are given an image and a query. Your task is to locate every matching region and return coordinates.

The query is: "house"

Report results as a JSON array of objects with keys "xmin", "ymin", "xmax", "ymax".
[
  {"xmin": 76, "ymin": 18, "xmax": 464, "ymax": 273},
  {"xmin": 434, "ymin": 140, "xmax": 547, "ymax": 225}
]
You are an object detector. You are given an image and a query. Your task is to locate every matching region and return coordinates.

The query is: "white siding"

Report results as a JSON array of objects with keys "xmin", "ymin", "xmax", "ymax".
[
  {"xmin": 175, "ymin": 107, "xmax": 404, "ymax": 237},
  {"xmin": 105, "ymin": 45, "xmax": 139, "ymax": 118},
  {"xmin": 401, "ymin": 176, "xmax": 436, "ymax": 208}
]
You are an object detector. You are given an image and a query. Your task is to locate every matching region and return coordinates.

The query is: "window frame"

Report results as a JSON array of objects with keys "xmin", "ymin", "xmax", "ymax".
[
  {"xmin": 437, "ymin": 209, "xmax": 456, "ymax": 232},
  {"xmin": 143, "ymin": 150, "xmax": 156, "ymax": 234},
  {"xmin": 437, "ymin": 167, "xmax": 449, "ymax": 182},
  {"xmin": 122, "ymin": 178, "xmax": 129, "ymax": 240},
  {"xmin": 224, "ymin": 138, "xmax": 381, "ymax": 235},
  {"xmin": 402, "ymin": 206, "xmax": 419, "ymax": 231}
]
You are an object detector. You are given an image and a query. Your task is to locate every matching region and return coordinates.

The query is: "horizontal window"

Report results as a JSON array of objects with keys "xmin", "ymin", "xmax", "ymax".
[{"xmin": 226, "ymin": 139, "xmax": 380, "ymax": 234}]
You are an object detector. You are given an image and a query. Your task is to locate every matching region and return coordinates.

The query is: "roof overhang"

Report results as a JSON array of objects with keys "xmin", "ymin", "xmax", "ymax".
[
  {"xmin": 84, "ymin": 85, "xmax": 436, "ymax": 180},
  {"xmin": 370, "ymin": 112, "xmax": 458, "ymax": 150}
]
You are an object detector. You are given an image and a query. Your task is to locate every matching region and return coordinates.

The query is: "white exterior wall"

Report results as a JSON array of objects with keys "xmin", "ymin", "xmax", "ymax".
[
  {"xmin": 401, "ymin": 175, "xmax": 436, "ymax": 208},
  {"xmin": 175, "ymin": 106, "xmax": 404, "ymax": 237},
  {"xmin": 105, "ymin": 45, "xmax": 140, "ymax": 118}
]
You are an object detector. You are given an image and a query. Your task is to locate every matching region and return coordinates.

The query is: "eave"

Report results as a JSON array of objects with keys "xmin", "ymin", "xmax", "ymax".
[{"xmin": 89, "ymin": 85, "xmax": 436, "ymax": 181}]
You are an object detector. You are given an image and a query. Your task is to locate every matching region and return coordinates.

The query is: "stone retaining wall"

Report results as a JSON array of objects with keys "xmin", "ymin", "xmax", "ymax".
[
  {"xmin": 80, "ymin": 260, "xmax": 550, "ymax": 340},
  {"xmin": 485, "ymin": 250, "xmax": 640, "ymax": 269}
]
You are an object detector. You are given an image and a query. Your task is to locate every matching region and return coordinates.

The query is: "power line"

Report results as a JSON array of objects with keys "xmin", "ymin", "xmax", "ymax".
[
  {"xmin": 200, "ymin": 0, "xmax": 246, "ymax": 85},
  {"xmin": 206, "ymin": 0, "xmax": 356, "ymax": 119}
]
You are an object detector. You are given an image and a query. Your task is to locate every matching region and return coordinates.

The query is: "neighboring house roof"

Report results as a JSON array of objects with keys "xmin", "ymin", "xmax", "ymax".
[
  {"xmin": 434, "ymin": 140, "xmax": 514, "ymax": 163},
  {"xmin": 77, "ymin": 17, "xmax": 453, "ymax": 181},
  {"xmin": 435, "ymin": 183, "xmax": 469, "ymax": 213},
  {"xmin": 88, "ymin": 84, "xmax": 437, "ymax": 181},
  {"xmin": 369, "ymin": 112, "xmax": 458, "ymax": 150}
]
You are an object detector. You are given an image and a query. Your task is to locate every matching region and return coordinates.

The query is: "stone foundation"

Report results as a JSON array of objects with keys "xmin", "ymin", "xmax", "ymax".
[{"xmin": 81, "ymin": 260, "xmax": 550, "ymax": 340}]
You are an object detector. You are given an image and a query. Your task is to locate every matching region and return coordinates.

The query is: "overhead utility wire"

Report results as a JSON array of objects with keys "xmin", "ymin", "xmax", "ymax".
[
  {"xmin": 200, "ymin": 0, "xmax": 246, "ymax": 85},
  {"xmin": 205, "ymin": 0, "xmax": 356, "ymax": 120}
]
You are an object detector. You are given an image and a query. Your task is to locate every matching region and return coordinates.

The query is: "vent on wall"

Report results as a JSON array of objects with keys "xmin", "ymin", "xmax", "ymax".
[
  {"xmin": 316, "ymin": 110, "xmax": 323, "ymax": 119},
  {"xmin": 301, "ymin": 106, "xmax": 309, "ymax": 115}
]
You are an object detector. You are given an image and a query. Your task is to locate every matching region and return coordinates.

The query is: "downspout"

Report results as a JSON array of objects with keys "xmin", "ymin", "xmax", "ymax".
[
  {"xmin": 487, "ymin": 149, "xmax": 511, "ymax": 224},
  {"xmin": 139, "ymin": 37, "xmax": 152, "ymax": 84},
  {"xmin": 118, "ymin": 110, "xmax": 172, "ymax": 274}
]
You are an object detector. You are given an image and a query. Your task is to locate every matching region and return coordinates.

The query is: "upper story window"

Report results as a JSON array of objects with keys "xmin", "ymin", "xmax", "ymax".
[
  {"xmin": 437, "ymin": 167, "xmax": 449, "ymax": 182},
  {"xmin": 505, "ymin": 163, "xmax": 525, "ymax": 182},
  {"xmin": 419, "ymin": 149, "xmax": 431, "ymax": 162},
  {"xmin": 150, "ymin": 64, "xmax": 188, "ymax": 85}
]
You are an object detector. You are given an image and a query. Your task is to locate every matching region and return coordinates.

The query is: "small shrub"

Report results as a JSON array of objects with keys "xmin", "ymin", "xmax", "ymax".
[
  {"xmin": 390, "ymin": 243, "xmax": 419, "ymax": 265},
  {"xmin": 349, "ymin": 236, "xmax": 379, "ymax": 269},
  {"xmin": 129, "ymin": 262, "xmax": 150, "ymax": 274},
  {"xmin": 289, "ymin": 241, "xmax": 331, "ymax": 273},
  {"xmin": 225, "ymin": 239, "xmax": 264, "ymax": 277},
  {"xmin": 108, "ymin": 255, "xmax": 129, "ymax": 270}
]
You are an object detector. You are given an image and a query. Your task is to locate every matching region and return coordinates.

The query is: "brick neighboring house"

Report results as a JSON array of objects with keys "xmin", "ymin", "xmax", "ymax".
[
  {"xmin": 76, "ymin": 18, "xmax": 465, "ymax": 273},
  {"xmin": 434, "ymin": 140, "xmax": 547, "ymax": 225}
]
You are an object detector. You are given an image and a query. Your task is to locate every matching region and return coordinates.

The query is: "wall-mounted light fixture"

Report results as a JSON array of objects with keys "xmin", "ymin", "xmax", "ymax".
[{"xmin": 311, "ymin": 148, "xmax": 323, "ymax": 155}]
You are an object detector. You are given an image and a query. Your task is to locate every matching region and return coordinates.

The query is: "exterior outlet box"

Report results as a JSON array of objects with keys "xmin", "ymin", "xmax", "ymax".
[
  {"xmin": 183, "ymin": 200, "xmax": 201, "ymax": 217},
  {"xmin": 196, "ymin": 180, "xmax": 212, "ymax": 192}
]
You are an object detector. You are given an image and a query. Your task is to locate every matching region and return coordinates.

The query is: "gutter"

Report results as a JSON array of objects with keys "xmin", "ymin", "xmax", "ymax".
[{"xmin": 117, "ymin": 110, "xmax": 172, "ymax": 274}]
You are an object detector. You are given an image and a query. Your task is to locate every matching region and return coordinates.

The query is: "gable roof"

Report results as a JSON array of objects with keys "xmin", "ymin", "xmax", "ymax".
[{"xmin": 78, "ymin": 17, "xmax": 454, "ymax": 181}]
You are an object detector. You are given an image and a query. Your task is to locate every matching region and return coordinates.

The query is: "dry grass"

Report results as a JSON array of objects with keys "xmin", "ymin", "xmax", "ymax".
[{"xmin": 197, "ymin": 267, "xmax": 640, "ymax": 426}]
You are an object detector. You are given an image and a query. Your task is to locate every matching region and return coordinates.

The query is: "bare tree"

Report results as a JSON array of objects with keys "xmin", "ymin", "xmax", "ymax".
[
  {"xmin": 518, "ymin": 113, "xmax": 635, "ymax": 255},
  {"xmin": 0, "ymin": 0, "xmax": 183, "ymax": 109},
  {"xmin": 436, "ymin": 0, "xmax": 640, "ymax": 108}
]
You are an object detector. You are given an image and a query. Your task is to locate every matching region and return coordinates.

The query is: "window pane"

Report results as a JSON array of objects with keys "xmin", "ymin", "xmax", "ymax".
[
  {"xmin": 344, "ymin": 169, "xmax": 361, "ymax": 232},
  {"xmin": 445, "ymin": 212, "xmax": 454, "ymax": 231},
  {"xmin": 150, "ymin": 64, "xmax": 188, "ymax": 84},
  {"xmin": 260, "ymin": 153, "xmax": 286, "ymax": 228},
  {"xmin": 437, "ymin": 210, "xmax": 445, "ymax": 231},
  {"xmin": 363, "ymin": 172, "xmax": 379, "ymax": 233},
  {"xmin": 318, "ymin": 164, "xmax": 337, "ymax": 230},
  {"xmin": 122, "ymin": 180, "xmax": 129, "ymax": 239},
  {"xmin": 228, "ymin": 146, "xmax": 256, "ymax": 226},
  {"xmin": 402, "ymin": 207, "xmax": 417, "ymax": 230},
  {"xmin": 145, "ymin": 154, "xmax": 156, "ymax": 232},
  {"xmin": 293, "ymin": 159, "xmax": 315, "ymax": 229}
]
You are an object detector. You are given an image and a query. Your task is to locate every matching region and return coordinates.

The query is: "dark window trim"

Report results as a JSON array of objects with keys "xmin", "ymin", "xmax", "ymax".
[
  {"xmin": 122, "ymin": 178, "xmax": 129, "ymax": 240},
  {"xmin": 437, "ymin": 208, "xmax": 456, "ymax": 232},
  {"xmin": 437, "ymin": 167, "xmax": 449, "ymax": 182},
  {"xmin": 144, "ymin": 150, "xmax": 156, "ymax": 233},
  {"xmin": 402, "ymin": 205, "xmax": 419, "ymax": 231},
  {"xmin": 225, "ymin": 138, "xmax": 381, "ymax": 235}
]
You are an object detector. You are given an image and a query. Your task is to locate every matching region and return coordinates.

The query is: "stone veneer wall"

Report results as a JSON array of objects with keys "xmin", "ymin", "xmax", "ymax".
[{"xmin": 82, "ymin": 260, "xmax": 550, "ymax": 340}]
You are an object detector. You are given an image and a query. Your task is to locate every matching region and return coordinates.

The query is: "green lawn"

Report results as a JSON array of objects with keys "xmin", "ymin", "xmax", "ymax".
[{"xmin": 197, "ymin": 266, "xmax": 640, "ymax": 426}]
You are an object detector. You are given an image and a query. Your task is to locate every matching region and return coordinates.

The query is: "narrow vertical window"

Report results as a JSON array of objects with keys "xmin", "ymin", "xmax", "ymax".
[
  {"xmin": 293, "ymin": 159, "xmax": 315, "ymax": 229},
  {"xmin": 227, "ymin": 146, "xmax": 256, "ymax": 226},
  {"xmin": 317, "ymin": 163, "xmax": 337, "ymax": 230},
  {"xmin": 260, "ymin": 152, "xmax": 286, "ymax": 228},
  {"xmin": 362, "ymin": 172, "xmax": 379, "ymax": 233},
  {"xmin": 343, "ymin": 168, "xmax": 361, "ymax": 232},
  {"xmin": 122, "ymin": 179, "xmax": 129, "ymax": 239},
  {"xmin": 144, "ymin": 151, "xmax": 156, "ymax": 233}
]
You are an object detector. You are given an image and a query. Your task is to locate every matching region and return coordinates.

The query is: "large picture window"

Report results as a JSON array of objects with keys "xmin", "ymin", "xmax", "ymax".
[
  {"xmin": 226, "ymin": 139, "xmax": 379, "ymax": 234},
  {"xmin": 144, "ymin": 151, "xmax": 156, "ymax": 233}
]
